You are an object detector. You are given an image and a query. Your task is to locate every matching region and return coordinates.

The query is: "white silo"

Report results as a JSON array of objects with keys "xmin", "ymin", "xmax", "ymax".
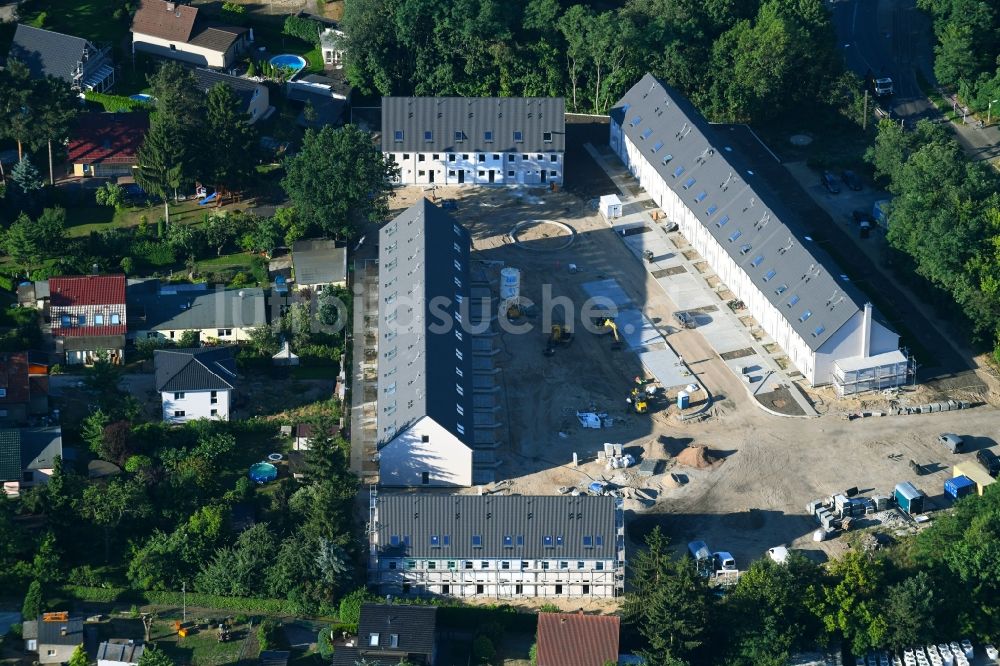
[{"xmin": 500, "ymin": 267, "xmax": 521, "ymax": 300}]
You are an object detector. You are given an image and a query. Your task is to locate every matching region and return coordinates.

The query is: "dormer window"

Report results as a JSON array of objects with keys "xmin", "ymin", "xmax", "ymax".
[{"xmin": 716, "ymin": 215, "xmax": 730, "ymax": 228}]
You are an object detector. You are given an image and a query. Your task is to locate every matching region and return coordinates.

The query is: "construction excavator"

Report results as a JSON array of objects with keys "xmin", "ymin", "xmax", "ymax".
[
  {"xmin": 593, "ymin": 317, "xmax": 623, "ymax": 351},
  {"xmin": 627, "ymin": 387, "xmax": 648, "ymax": 414},
  {"xmin": 544, "ymin": 324, "xmax": 573, "ymax": 356}
]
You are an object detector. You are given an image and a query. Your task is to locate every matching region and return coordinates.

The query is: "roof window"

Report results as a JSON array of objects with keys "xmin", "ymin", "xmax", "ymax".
[
  {"xmin": 652, "ymin": 141, "xmax": 664, "ymax": 152},
  {"xmin": 788, "ymin": 295, "xmax": 800, "ymax": 306},
  {"xmin": 423, "ymin": 130, "xmax": 433, "ymax": 142},
  {"xmin": 454, "ymin": 130, "xmax": 464, "ymax": 142},
  {"xmin": 775, "ymin": 283, "xmax": 787, "ymax": 294},
  {"xmin": 513, "ymin": 130, "xmax": 523, "ymax": 142},
  {"xmin": 484, "ymin": 130, "xmax": 493, "ymax": 142},
  {"xmin": 799, "ymin": 310, "xmax": 812, "ymax": 322},
  {"xmin": 728, "ymin": 230, "xmax": 742, "ymax": 242},
  {"xmin": 661, "ymin": 154, "xmax": 673, "ymax": 165},
  {"xmin": 763, "ymin": 270, "xmax": 776, "ymax": 282},
  {"xmin": 694, "ymin": 191, "xmax": 707, "ymax": 203},
  {"xmin": 739, "ymin": 243, "xmax": 752, "ymax": 255},
  {"xmin": 629, "ymin": 115, "xmax": 642, "ymax": 127},
  {"xmin": 673, "ymin": 166, "xmax": 685, "ymax": 178},
  {"xmin": 813, "ymin": 325, "xmax": 825, "ymax": 336},
  {"xmin": 393, "ymin": 130, "xmax": 404, "ymax": 142},
  {"xmin": 640, "ymin": 128, "xmax": 653, "ymax": 140},
  {"xmin": 472, "ymin": 535, "xmax": 483, "ymax": 547},
  {"xmin": 751, "ymin": 255, "xmax": 764, "ymax": 267},
  {"xmin": 682, "ymin": 177, "xmax": 695, "ymax": 189},
  {"xmin": 716, "ymin": 215, "xmax": 730, "ymax": 228}
]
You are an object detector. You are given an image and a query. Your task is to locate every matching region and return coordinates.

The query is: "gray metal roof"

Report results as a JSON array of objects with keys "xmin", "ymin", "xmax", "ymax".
[
  {"xmin": 154, "ymin": 347, "xmax": 236, "ymax": 392},
  {"xmin": 357, "ymin": 604, "xmax": 436, "ymax": 655},
  {"xmin": 291, "ymin": 239, "xmax": 347, "ymax": 285},
  {"xmin": 128, "ymin": 282, "xmax": 267, "ymax": 332},
  {"xmin": 374, "ymin": 494, "xmax": 618, "ymax": 560},
  {"xmin": 381, "ymin": 97, "xmax": 565, "ymax": 153},
  {"xmin": 376, "ymin": 200, "xmax": 475, "ymax": 447},
  {"xmin": 20, "ymin": 427, "xmax": 62, "ymax": 471},
  {"xmin": 612, "ymin": 74, "xmax": 872, "ymax": 351},
  {"xmin": 192, "ymin": 68, "xmax": 263, "ymax": 111},
  {"xmin": 97, "ymin": 641, "xmax": 144, "ymax": 665},
  {"xmin": 8, "ymin": 24, "xmax": 105, "ymax": 84}
]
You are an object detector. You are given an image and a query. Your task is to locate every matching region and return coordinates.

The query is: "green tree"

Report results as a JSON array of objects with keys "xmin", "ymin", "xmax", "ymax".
[
  {"xmin": 32, "ymin": 532, "xmax": 61, "ymax": 583},
  {"xmin": 247, "ymin": 325, "xmax": 281, "ymax": 357},
  {"xmin": 135, "ymin": 117, "xmax": 186, "ymax": 225},
  {"xmin": 282, "ymin": 124, "xmax": 399, "ymax": 239},
  {"xmin": 82, "ymin": 477, "xmax": 152, "ymax": 562},
  {"xmin": 238, "ymin": 214, "xmax": 284, "ymax": 258},
  {"xmin": 623, "ymin": 527, "xmax": 711, "ymax": 665},
  {"xmin": 96, "ymin": 182, "xmax": 126, "ymax": 210},
  {"xmin": 2, "ymin": 209, "xmax": 65, "ymax": 277},
  {"xmin": 138, "ymin": 645, "xmax": 174, "ymax": 666},
  {"xmin": 317, "ymin": 625, "xmax": 336, "ymax": 659},
  {"xmin": 81, "ymin": 409, "xmax": 110, "ymax": 457},
  {"xmin": 35, "ymin": 76, "xmax": 79, "ymax": 185},
  {"xmin": 882, "ymin": 571, "xmax": 936, "ymax": 651},
  {"xmin": 0, "ymin": 61, "xmax": 36, "ymax": 159},
  {"xmin": 338, "ymin": 587, "xmax": 376, "ymax": 628},
  {"xmin": 472, "ymin": 635, "xmax": 495, "ymax": 663},
  {"xmin": 195, "ymin": 523, "xmax": 277, "ymax": 597},
  {"xmin": 22, "ymin": 579, "xmax": 43, "ymax": 619},
  {"xmin": 203, "ymin": 83, "xmax": 256, "ymax": 194},
  {"xmin": 808, "ymin": 550, "xmax": 887, "ymax": 655},
  {"xmin": 68, "ymin": 645, "xmax": 88, "ymax": 666}
]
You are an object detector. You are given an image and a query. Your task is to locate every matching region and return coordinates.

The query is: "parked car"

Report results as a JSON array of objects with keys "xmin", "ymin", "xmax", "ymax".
[
  {"xmin": 841, "ymin": 170, "xmax": 863, "ymax": 191},
  {"xmin": 713, "ymin": 551, "xmax": 736, "ymax": 571},
  {"xmin": 687, "ymin": 540, "xmax": 711, "ymax": 561},
  {"xmin": 821, "ymin": 171, "xmax": 840, "ymax": 194},
  {"xmin": 938, "ymin": 433, "xmax": 964, "ymax": 453},
  {"xmin": 977, "ymin": 448, "xmax": 1000, "ymax": 477}
]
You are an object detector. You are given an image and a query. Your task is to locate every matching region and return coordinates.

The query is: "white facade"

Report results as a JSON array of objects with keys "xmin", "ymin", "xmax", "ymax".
[
  {"xmin": 135, "ymin": 326, "xmax": 255, "ymax": 344},
  {"xmin": 370, "ymin": 555, "xmax": 619, "ymax": 599},
  {"xmin": 377, "ymin": 416, "xmax": 473, "ymax": 487},
  {"xmin": 388, "ymin": 150, "xmax": 562, "ymax": 186},
  {"xmin": 132, "ymin": 32, "xmax": 238, "ymax": 68},
  {"xmin": 161, "ymin": 388, "xmax": 230, "ymax": 423},
  {"xmin": 3, "ymin": 466, "xmax": 54, "ymax": 497},
  {"xmin": 609, "ymin": 117, "xmax": 902, "ymax": 387}
]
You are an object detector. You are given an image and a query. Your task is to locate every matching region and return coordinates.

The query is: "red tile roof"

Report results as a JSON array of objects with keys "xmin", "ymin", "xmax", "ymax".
[
  {"xmin": 131, "ymin": 0, "xmax": 199, "ymax": 42},
  {"xmin": 0, "ymin": 353, "xmax": 31, "ymax": 404},
  {"xmin": 49, "ymin": 275, "xmax": 126, "ymax": 308},
  {"xmin": 536, "ymin": 613, "xmax": 620, "ymax": 666},
  {"xmin": 67, "ymin": 113, "xmax": 149, "ymax": 166},
  {"xmin": 53, "ymin": 325, "xmax": 127, "ymax": 337}
]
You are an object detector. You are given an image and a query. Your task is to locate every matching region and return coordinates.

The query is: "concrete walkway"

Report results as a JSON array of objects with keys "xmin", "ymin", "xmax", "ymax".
[{"xmin": 583, "ymin": 143, "xmax": 818, "ymax": 418}]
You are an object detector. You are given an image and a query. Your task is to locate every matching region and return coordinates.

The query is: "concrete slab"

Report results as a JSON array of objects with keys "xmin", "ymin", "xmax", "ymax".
[
  {"xmin": 615, "ymin": 308, "xmax": 664, "ymax": 349},
  {"xmin": 635, "ymin": 347, "xmax": 691, "ymax": 389},
  {"xmin": 697, "ymin": 313, "xmax": 755, "ymax": 354},
  {"xmin": 657, "ymin": 272, "xmax": 719, "ymax": 310},
  {"xmin": 581, "ymin": 279, "xmax": 633, "ymax": 309}
]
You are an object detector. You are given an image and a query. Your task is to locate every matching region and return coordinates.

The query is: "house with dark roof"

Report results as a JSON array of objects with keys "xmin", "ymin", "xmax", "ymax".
[
  {"xmin": 286, "ymin": 72, "xmax": 351, "ymax": 128},
  {"xmin": 0, "ymin": 352, "xmax": 49, "ymax": 425},
  {"xmin": 382, "ymin": 97, "xmax": 565, "ymax": 186},
  {"xmin": 535, "ymin": 612, "xmax": 620, "ymax": 666},
  {"xmin": 376, "ymin": 200, "xmax": 476, "ymax": 487},
  {"xmin": 7, "ymin": 24, "xmax": 114, "ymax": 92},
  {"xmin": 332, "ymin": 604, "xmax": 437, "ymax": 666},
  {"xmin": 154, "ymin": 347, "xmax": 236, "ymax": 422},
  {"xmin": 128, "ymin": 281, "xmax": 267, "ymax": 344},
  {"xmin": 48, "ymin": 275, "xmax": 127, "ymax": 365},
  {"xmin": 0, "ymin": 427, "xmax": 62, "ymax": 496},
  {"xmin": 192, "ymin": 68, "xmax": 270, "ymax": 124},
  {"xmin": 368, "ymin": 493, "xmax": 625, "ymax": 599},
  {"xmin": 68, "ymin": 113, "xmax": 149, "ymax": 178},
  {"xmin": 97, "ymin": 640, "xmax": 144, "ymax": 666},
  {"xmin": 291, "ymin": 239, "xmax": 346, "ymax": 290},
  {"xmin": 130, "ymin": 0, "xmax": 251, "ymax": 69},
  {"xmin": 23, "ymin": 613, "xmax": 83, "ymax": 664},
  {"xmin": 609, "ymin": 74, "xmax": 910, "ymax": 393}
]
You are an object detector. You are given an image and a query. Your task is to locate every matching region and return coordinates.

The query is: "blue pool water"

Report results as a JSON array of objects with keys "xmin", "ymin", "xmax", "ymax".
[
  {"xmin": 129, "ymin": 94, "xmax": 154, "ymax": 103},
  {"xmin": 269, "ymin": 54, "xmax": 307, "ymax": 72}
]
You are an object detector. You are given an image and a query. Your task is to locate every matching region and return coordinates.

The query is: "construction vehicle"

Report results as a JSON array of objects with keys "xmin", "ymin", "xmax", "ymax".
[
  {"xmin": 627, "ymin": 387, "xmax": 648, "ymax": 414},
  {"xmin": 544, "ymin": 324, "xmax": 573, "ymax": 356},
  {"xmin": 593, "ymin": 317, "xmax": 623, "ymax": 350}
]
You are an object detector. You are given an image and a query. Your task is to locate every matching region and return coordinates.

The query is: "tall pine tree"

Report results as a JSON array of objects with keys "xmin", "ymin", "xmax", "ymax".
[
  {"xmin": 135, "ymin": 116, "xmax": 186, "ymax": 225},
  {"xmin": 203, "ymin": 83, "xmax": 256, "ymax": 196}
]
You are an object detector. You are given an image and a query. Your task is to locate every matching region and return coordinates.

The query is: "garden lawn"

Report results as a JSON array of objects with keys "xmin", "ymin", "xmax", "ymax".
[
  {"xmin": 94, "ymin": 615, "xmax": 257, "ymax": 666},
  {"xmin": 19, "ymin": 0, "xmax": 129, "ymax": 50}
]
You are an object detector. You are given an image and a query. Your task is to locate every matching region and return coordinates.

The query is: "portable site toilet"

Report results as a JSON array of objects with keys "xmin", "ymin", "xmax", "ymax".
[
  {"xmin": 894, "ymin": 481, "xmax": 924, "ymax": 514},
  {"xmin": 677, "ymin": 390, "xmax": 690, "ymax": 409},
  {"xmin": 599, "ymin": 194, "xmax": 623, "ymax": 221}
]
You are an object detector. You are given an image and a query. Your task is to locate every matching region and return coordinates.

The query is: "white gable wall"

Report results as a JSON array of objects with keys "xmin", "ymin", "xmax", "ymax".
[
  {"xmin": 378, "ymin": 416, "xmax": 473, "ymax": 487},
  {"xmin": 161, "ymin": 388, "xmax": 231, "ymax": 423}
]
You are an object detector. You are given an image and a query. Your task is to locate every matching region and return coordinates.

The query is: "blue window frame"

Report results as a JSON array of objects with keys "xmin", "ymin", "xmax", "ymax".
[
  {"xmin": 543, "ymin": 535, "xmax": 553, "ymax": 547},
  {"xmin": 652, "ymin": 141, "xmax": 664, "ymax": 152},
  {"xmin": 673, "ymin": 166, "xmax": 685, "ymax": 178},
  {"xmin": 789, "ymin": 294, "xmax": 800, "ymax": 306},
  {"xmin": 516, "ymin": 535, "xmax": 524, "ymax": 546},
  {"xmin": 431, "ymin": 535, "xmax": 440, "ymax": 546},
  {"xmin": 583, "ymin": 536, "xmax": 593, "ymax": 547},
  {"xmin": 513, "ymin": 130, "xmax": 523, "ymax": 142},
  {"xmin": 775, "ymin": 283, "xmax": 788, "ymax": 295},
  {"xmin": 683, "ymin": 177, "xmax": 696, "ymax": 189},
  {"xmin": 454, "ymin": 130, "xmax": 464, "ymax": 142},
  {"xmin": 472, "ymin": 535, "xmax": 483, "ymax": 547},
  {"xmin": 716, "ymin": 214, "xmax": 730, "ymax": 228},
  {"xmin": 393, "ymin": 130, "xmax": 404, "ymax": 142},
  {"xmin": 751, "ymin": 255, "xmax": 764, "ymax": 267},
  {"xmin": 706, "ymin": 205, "xmax": 718, "ymax": 216},
  {"xmin": 595, "ymin": 536, "xmax": 603, "ymax": 546},
  {"xmin": 390, "ymin": 535, "xmax": 400, "ymax": 546},
  {"xmin": 443, "ymin": 535, "xmax": 450, "ymax": 545},
  {"xmin": 403, "ymin": 535, "xmax": 411, "ymax": 546},
  {"xmin": 556, "ymin": 536, "xmax": 564, "ymax": 546},
  {"xmin": 640, "ymin": 128, "xmax": 653, "ymax": 140},
  {"xmin": 503, "ymin": 535, "xmax": 513, "ymax": 547},
  {"xmin": 629, "ymin": 115, "xmax": 642, "ymax": 127},
  {"xmin": 484, "ymin": 130, "xmax": 494, "ymax": 142},
  {"xmin": 694, "ymin": 191, "xmax": 707, "ymax": 202},
  {"xmin": 813, "ymin": 325, "xmax": 825, "ymax": 336},
  {"xmin": 800, "ymin": 310, "xmax": 812, "ymax": 322},
  {"xmin": 728, "ymin": 230, "xmax": 742, "ymax": 242},
  {"xmin": 662, "ymin": 153, "xmax": 673, "ymax": 165},
  {"xmin": 423, "ymin": 130, "xmax": 433, "ymax": 142},
  {"xmin": 763, "ymin": 270, "xmax": 777, "ymax": 282}
]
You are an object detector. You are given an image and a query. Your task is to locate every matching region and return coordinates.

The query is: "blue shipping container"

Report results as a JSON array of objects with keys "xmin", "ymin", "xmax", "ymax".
[{"xmin": 944, "ymin": 475, "xmax": 975, "ymax": 500}]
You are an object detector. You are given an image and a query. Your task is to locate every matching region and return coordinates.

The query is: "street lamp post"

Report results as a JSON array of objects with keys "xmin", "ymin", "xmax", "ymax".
[{"xmin": 988, "ymin": 99, "xmax": 999, "ymax": 126}]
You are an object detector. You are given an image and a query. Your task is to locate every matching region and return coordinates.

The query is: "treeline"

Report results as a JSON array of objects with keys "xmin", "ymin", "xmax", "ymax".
[
  {"xmin": 919, "ymin": 0, "xmax": 1000, "ymax": 112},
  {"xmin": 864, "ymin": 118, "xmax": 1000, "ymax": 354},
  {"xmin": 0, "ymin": 359, "xmax": 358, "ymax": 616},
  {"xmin": 626, "ymin": 489, "xmax": 1000, "ymax": 666},
  {"xmin": 341, "ymin": 0, "xmax": 857, "ymax": 123}
]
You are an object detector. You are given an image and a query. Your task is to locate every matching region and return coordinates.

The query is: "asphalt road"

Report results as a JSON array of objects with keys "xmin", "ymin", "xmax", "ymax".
[{"xmin": 831, "ymin": 0, "xmax": 936, "ymax": 120}]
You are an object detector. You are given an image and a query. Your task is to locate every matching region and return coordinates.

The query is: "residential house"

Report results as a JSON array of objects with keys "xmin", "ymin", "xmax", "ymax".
[
  {"xmin": 48, "ymin": 275, "xmax": 127, "ymax": 365},
  {"xmin": 535, "ymin": 612, "xmax": 620, "ymax": 666},
  {"xmin": 368, "ymin": 493, "xmax": 625, "ymax": 599},
  {"xmin": 67, "ymin": 112, "xmax": 149, "ymax": 178},
  {"xmin": 609, "ymin": 74, "xmax": 910, "ymax": 392},
  {"xmin": 154, "ymin": 347, "xmax": 236, "ymax": 423},
  {"xmin": 130, "ymin": 0, "xmax": 251, "ymax": 69},
  {"xmin": 286, "ymin": 73, "xmax": 351, "ymax": 127},
  {"xmin": 192, "ymin": 68, "xmax": 270, "ymax": 124},
  {"xmin": 382, "ymin": 97, "xmax": 565, "ymax": 186},
  {"xmin": 332, "ymin": 604, "xmax": 437, "ymax": 666},
  {"xmin": 0, "ymin": 427, "xmax": 62, "ymax": 496},
  {"xmin": 7, "ymin": 23, "xmax": 114, "ymax": 92},
  {"xmin": 0, "ymin": 352, "xmax": 49, "ymax": 425},
  {"xmin": 320, "ymin": 26, "xmax": 344, "ymax": 69},
  {"xmin": 128, "ymin": 281, "xmax": 267, "ymax": 344},
  {"xmin": 23, "ymin": 613, "xmax": 83, "ymax": 664},
  {"xmin": 294, "ymin": 422, "xmax": 340, "ymax": 451},
  {"xmin": 97, "ymin": 640, "xmax": 144, "ymax": 666},
  {"xmin": 377, "ymin": 200, "xmax": 475, "ymax": 487},
  {"xmin": 291, "ymin": 239, "xmax": 347, "ymax": 290}
]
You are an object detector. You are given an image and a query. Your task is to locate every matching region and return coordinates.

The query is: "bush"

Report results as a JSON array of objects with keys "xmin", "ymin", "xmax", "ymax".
[
  {"xmin": 85, "ymin": 93, "xmax": 153, "ymax": 113},
  {"xmin": 472, "ymin": 635, "xmax": 495, "ymax": 662},
  {"xmin": 256, "ymin": 619, "xmax": 284, "ymax": 651},
  {"xmin": 55, "ymin": 585, "xmax": 302, "ymax": 614},
  {"xmin": 49, "ymin": 364, "xmax": 62, "ymax": 375},
  {"xmin": 338, "ymin": 587, "xmax": 376, "ymax": 627},
  {"xmin": 250, "ymin": 255, "xmax": 268, "ymax": 285},
  {"xmin": 132, "ymin": 240, "xmax": 176, "ymax": 267}
]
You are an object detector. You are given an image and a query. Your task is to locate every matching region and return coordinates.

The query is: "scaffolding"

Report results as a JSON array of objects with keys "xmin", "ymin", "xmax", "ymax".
[{"xmin": 832, "ymin": 348, "xmax": 916, "ymax": 397}]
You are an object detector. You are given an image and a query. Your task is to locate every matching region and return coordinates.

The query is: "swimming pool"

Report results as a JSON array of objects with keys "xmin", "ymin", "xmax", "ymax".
[
  {"xmin": 269, "ymin": 54, "xmax": 307, "ymax": 74},
  {"xmin": 129, "ymin": 94, "xmax": 154, "ymax": 104}
]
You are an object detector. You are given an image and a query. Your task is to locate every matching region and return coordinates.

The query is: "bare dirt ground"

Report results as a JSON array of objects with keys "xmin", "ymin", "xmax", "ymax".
[{"xmin": 385, "ymin": 183, "xmax": 1000, "ymax": 574}]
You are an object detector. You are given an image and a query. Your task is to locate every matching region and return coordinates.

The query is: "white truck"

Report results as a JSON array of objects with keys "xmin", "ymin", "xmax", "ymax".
[{"xmin": 874, "ymin": 77, "xmax": 894, "ymax": 97}]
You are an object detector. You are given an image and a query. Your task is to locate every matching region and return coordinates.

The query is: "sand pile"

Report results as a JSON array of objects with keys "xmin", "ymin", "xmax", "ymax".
[{"xmin": 675, "ymin": 445, "xmax": 719, "ymax": 469}]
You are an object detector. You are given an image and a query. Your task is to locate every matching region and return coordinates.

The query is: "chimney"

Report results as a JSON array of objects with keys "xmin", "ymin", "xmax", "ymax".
[
  {"xmin": 166, "ymin": 1, "xmax": 175, "ymax": 10},
  {"xmin": 860, "ymin": 302, "xmax": 873, "ymax": 358}
]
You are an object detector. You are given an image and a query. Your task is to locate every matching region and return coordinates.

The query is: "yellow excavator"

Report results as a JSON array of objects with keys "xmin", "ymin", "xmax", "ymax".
[
  {"xmin": 593, "ymin": 317, "xmax": 623, "ymax": 351},
  {"xmin": 627, "ymin": 387, "xmax": 648, "ymax": 414},
  {"xmin": 544, "ymin": 324, "xmax": 573, "ymax": 356}
]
